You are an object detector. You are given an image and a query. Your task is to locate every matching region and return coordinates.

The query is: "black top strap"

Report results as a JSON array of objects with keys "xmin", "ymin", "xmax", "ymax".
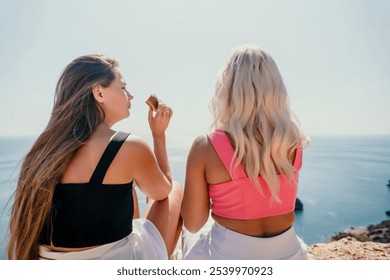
[{"xmin": 89, "ymin": 131, "xmax": 130, "ymax": 184}]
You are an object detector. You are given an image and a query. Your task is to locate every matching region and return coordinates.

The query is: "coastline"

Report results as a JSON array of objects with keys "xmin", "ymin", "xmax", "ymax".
[{"xmin": 307, "ymin": 219, "xmax": 390, "ymax": 260}]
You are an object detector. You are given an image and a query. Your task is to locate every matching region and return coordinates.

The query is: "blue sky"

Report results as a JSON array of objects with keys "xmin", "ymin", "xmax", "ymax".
[{"xmin": 1, "ymin": 0, "xmax": 389, "ymax": 148}]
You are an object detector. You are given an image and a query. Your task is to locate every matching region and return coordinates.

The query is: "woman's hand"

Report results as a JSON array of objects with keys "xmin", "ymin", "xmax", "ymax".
[
  {"xmin": 148, "ymin": 102, "xmax": 173, "ymax": 137},
  {"xmin": 146, "ymin": 101, "xmax": 173, "ymax": 185}
]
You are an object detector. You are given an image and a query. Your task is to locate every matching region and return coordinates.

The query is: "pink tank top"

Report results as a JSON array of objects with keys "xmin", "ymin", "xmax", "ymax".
[{"xmin": 208, "ymin": 130, "xmax": 302, "ymax": 220}]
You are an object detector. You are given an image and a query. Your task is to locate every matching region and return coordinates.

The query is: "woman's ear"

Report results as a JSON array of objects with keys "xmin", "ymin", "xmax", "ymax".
[{"xmin": 92, "ymin": 84, "xmax": 104, "ymax": 103}]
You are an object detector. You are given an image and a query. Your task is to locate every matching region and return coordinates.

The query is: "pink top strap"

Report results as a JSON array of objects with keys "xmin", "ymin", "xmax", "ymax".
[{"xmin": 207, "ymin": 130, "xmax": 247, "ymax": 180}]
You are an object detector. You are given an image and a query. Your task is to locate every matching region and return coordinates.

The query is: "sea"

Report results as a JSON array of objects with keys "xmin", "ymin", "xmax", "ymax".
[{"xmin": 1, "ymin": 135, "xmax": 389, "ymax": 259}]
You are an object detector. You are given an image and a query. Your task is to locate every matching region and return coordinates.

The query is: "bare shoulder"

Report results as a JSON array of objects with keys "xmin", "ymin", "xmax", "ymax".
[
  {"xmin": 188, "ymin": 134, "xmax": 213, "ymax": 161},
  {"xmin": 191, "ymin": 134, "xmax": 210, "ymax": 150},
  {"xmin": 123, "ymin": 134, "xmax": 149, "ymax": 148},
  {"xmin": 118, "ymin": 134, "xmax": 153, "ymax": 159}
]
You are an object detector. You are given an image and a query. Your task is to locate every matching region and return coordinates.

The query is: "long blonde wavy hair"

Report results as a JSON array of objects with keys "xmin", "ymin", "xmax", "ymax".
[
  {"xmin": 210, "ymin": 45, "xmax": 305, "ymax": 202},
  {"xmin": 7, "ymin": 55, "xmax": 119, "ymax": 259}
]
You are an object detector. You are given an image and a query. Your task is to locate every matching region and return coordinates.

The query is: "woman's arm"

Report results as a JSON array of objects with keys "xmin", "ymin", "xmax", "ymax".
[
  {"xmin": 151, "ymin": 134, "xmax": 172, "ymax": 184},
  {"xmin": 181, "ymin": 135, "xmax": 211, "ymax": 233},
  {"xmin": 129, "ymin": 104, "xmax": 173, "ymax": 201},
  {"xmin": 148, "ymin": 103, "xmax": 173, "ymax": 183}
]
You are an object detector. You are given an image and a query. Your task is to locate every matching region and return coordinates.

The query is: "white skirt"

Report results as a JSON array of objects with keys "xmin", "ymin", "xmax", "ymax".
[
  {"xmin": 39, "ymin": 219, "xmax": 168, "ymax": 260},
  {"xmin": 182, "ymin": 221, "xmax": 307, "ymax": 260}
]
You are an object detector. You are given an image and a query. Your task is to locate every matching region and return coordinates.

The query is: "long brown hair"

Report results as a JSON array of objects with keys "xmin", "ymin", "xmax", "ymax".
[{"xmin": 7, "ymin": 55, "xmax": 119, "ymax": 259}]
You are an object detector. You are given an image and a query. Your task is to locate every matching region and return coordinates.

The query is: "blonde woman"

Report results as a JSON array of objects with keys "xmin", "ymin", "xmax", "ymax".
[
  {"xmin": 7, "ymin": 55, "xmax": 182, "ymax": 260},
  {"xmin": 181, "ymin": 46, "xmax": 308, "ymax": 259}
]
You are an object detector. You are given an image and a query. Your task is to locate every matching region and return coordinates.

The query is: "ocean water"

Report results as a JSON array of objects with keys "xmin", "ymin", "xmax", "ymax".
[{"xmin": 1, "ymin": 135, "xmax": 389, "ymax": 259}]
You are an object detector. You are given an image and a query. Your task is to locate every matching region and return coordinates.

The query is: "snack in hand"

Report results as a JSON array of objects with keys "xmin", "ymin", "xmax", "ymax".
[{"xmin": 145, "ymin": 94, "xmax": 159, "ymax": 111}]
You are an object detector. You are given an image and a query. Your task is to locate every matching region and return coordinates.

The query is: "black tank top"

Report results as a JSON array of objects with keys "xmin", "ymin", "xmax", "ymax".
[{"xmin": 40, "ymin": 131, "xmax": 134, "ymax": 248}]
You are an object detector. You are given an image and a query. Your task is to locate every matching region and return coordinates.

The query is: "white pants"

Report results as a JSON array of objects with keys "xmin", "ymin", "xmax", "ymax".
[
  {"xmin": 39, "ymin": 219, "xmax": 167, "ymax": 260},
  {"xmin": 182, "ymin": 221, "xmax": 307, "ymax": 260}
]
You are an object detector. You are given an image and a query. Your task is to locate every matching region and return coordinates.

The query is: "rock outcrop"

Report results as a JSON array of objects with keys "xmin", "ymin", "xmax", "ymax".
[
  {"xmin": 294, "ymin": 198, "xmax": 303, "ymax": 211},
  {"xmin": 308, "ymin": 219, "xmax": 390, "ymax": 260},
  {"xmin": 308, "ymin": 237, "xmax": 390, "ymax": 260}
]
